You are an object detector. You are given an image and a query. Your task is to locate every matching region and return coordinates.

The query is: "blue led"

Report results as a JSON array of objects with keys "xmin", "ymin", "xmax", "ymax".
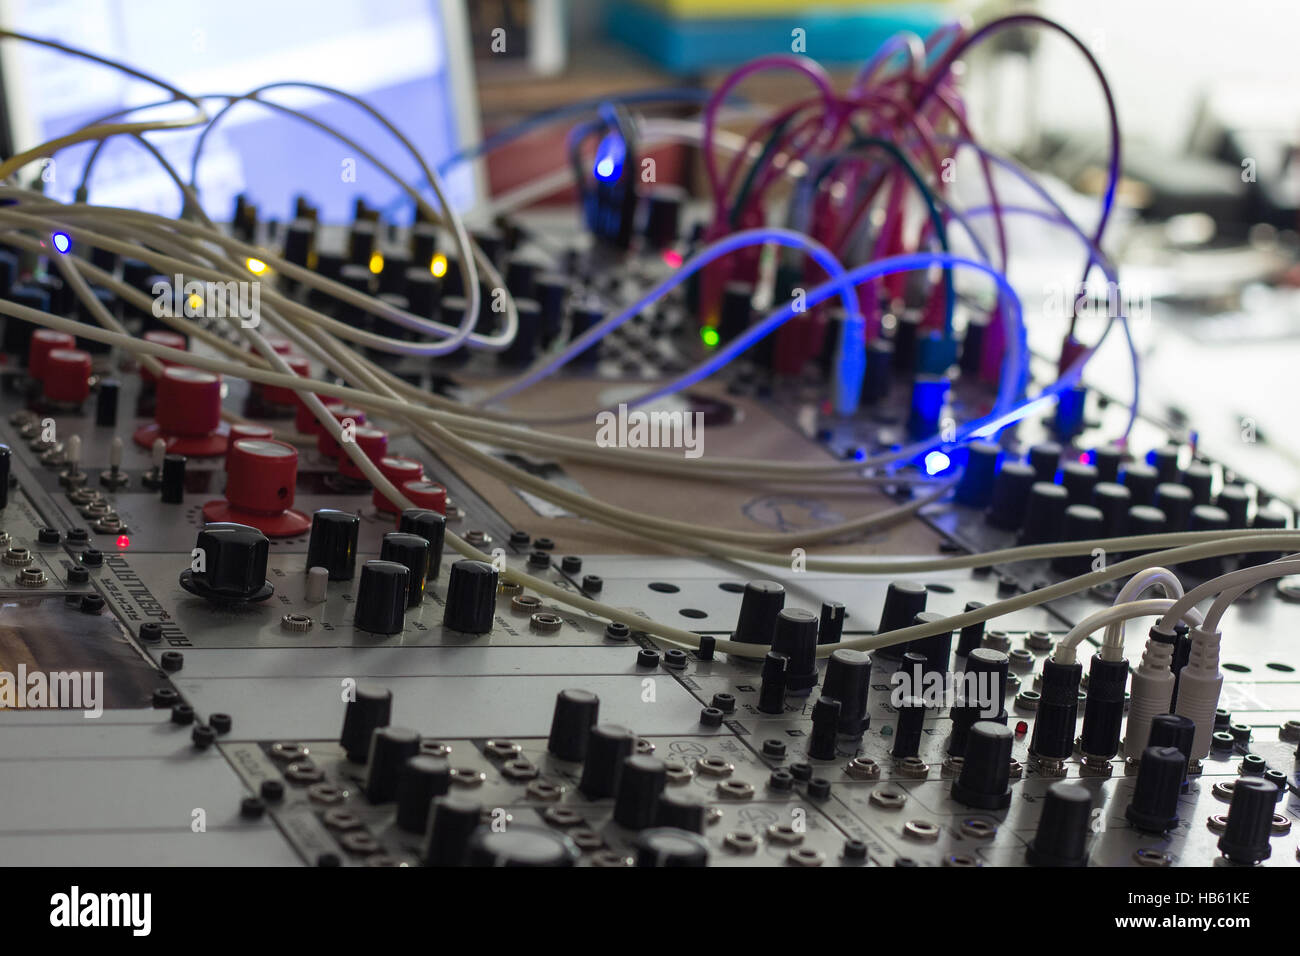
[
  {"xmin": 908, "ymin": 375, "xmax": 950, "ymax": 441},
  {"xmin": 593, "ymin": 131, "xmax": 626, "ymax": 183},
  {"xmin": 52, "ymin": 232, "xmax": 71, "ymax": 254},
  {"xmin": 924, "ymin": 450, "xmax": 951, "ymax": 475}
]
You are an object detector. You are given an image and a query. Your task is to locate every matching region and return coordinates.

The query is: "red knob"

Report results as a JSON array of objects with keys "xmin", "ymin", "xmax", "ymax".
[
  {"xmin": 295, "ymin": 392, "xmax": 342, "ymax": 435},
  {"xmin": 140, "ymin": 330, "xmax": 188, "ymax": 384},
  {"xmin": 337, "ymin": 426, "xmax": 389, "ymax": 479},
  {"xmin": 42, "ymin": 348, "xmax": 92, "ymax": 404},
  {"xmin": 157, "ymin": 367, "xmax": 221, "ymax": 437},
  {"xmin": 202, "ymin": 438, "xmax": 310, "ymax": 537},
  {"xmin": 372, "ymin": 456, "xmax": 424, "ymax": 514},
  {"xmin": 29, "ymin": 329, "xmax": 75, "ymax": 380},
  {"xmin": 401, "ymin": 479, "xmax": 447, "ymax": 515},
  {"xmin": 262, "ymin": 357, "xmax": 310, "ymax": 406},
  {"xmin": 225, "ymin": 423, "xmax": 274, "ymax": 467},
  {"xmin": 317, "ymin": 406, "xmax": 367, "ymax": 460}
]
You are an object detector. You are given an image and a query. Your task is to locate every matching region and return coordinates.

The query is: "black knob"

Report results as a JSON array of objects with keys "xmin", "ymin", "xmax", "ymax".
[
  {"xmin": 956, "ymin": 601, "xmax": 986, "ymax": 657},
  {"xmin": 161, "ymin": 453, "xmax": 186, "ymax": 504},
  {"xmin": 1120, "ymin": 463, "xmax": 1159, "ymax": 505},
  {"xmin": 363, "ymin": 725, "xmax": 420, "ymax": 802},
  {"xmin": 1079, "ymin": 653, "xmax": 1128, "ymax": 760},
  {"xmin": 533, "ymin": 273, "xmax": 568, "ymax": 346},
  {"xmin": 874, "ymin": 580, "xmax": 927, "ymax": 661},
  {"xmin": 1242, "ymin": 507, "xmax": 1288, "ymax": 567},
  {"xmin": 1148, "ymin": 714, "xmax": 1196, "ymax": 789},
  {"xmin": 1060, "ymin": 462, "xmax": 1098, "ymax": 504},
  {"xmin": 718, "ymin": 282, "xmax": 753, "ymax": 344},
  {"xmin": 809, "ymin": 696, "xmax": 840, "ymax": 760},
  {"xmin": 949, "ymin": 649, "xmax": 1009, "ymax": 756},
  {"xmin": 1148, "ymin": 445, "xmax": 1181, "ymax": 483},
  {"xmin": 1186, "ymin": 504, "xmax": 1230, "ymax": 577},
  {"xmin": 354, "ymin": 560, "xmax": 409, "ymax": 635},
  {"xmin": 1154, "ymin": 482, "xmax": 1193, "ymax": 531},
  {"xmin": 95, "ymin": 378, "xmax": 120, "ymax": 427},
  {"xmin": 380, "ymin": 532, "xmax": 430, "ymax": 607},
  {"xmin": 1051, "ymin": 504, "xmax": 1104, "ymax": 575},
  {"xmin": 423, "ymin": 796, "xmax": 482, "ymax": 866},
  {"xmin": 1026, "ymin": 781, "xmax": 1092, "ymax": 867},
  {"xmin": 818, "ymin": 601, "xmax": 845, "ymax": 645},
  {"xmin": 1125, "ymin": 746, "xmax": 1185, "ymax": 833},
  {"xmin": 282, "ymin": 218, "xmax": 314, "ymax": 267},
  {"xmin": 890, "ymin": 696, "xmax": 927, "ymax": 759},
  {"xmin": 861, "ymin": 339, "xmax": 893, "ymax": 403},
  {"xmin": 348, "ymin": 219, "xmax": 376, "ymax": 265},
  {"xmin": 1215, "ymin": 485, "xmax": 1250, "ymax": 528},
  {"xmin": 410, "ymin": 221, "xmax": 438, "ymax": 268},
  {"xmin": 306, "ymin": 509, "xmax": 360, "ymax": 581},
  {"xmin": 1020, "ymin": 482, "xmax": 1069, "ymax": 544},
  {"xmin": 579, "ymin": 723, "xmax": 636, "ymax": 798},
  {"xmin": 0, "ymin": 444, "xmax": 9, "ymax": 509},
  {"xmin": 757, "ymin": 652, "xmax": 789, "ymax": 714},
  {"xmin": 398, "ymin": 508, "xmax": 446, "ymax": 581},
  {"xmin": 1091, "ymin": 482, "xmax": 1131, "ymax": 538},
  {"xmin": 1029, "ymin": 658, "xmax": 1083, "ymax": 761},
  {"xmin": 643, "ymin": 186, "xmax": 684, "ymax": 249},
  {"xmin": 821, "ymin": 648, "xmax": 872, "ymax": 736},
  {"xmin": 442, "ymin": 559, "xmax": 499, "ymax": 634},
  {"xmin": 952, "ymin": 720, "xmax": 1013, "ymax": 809},
  {"xmin": 466, "ymin": 825, "xmax": 578, "ymax": 867},
  {"xmin": 771, "ymin": 608, "xmax": 819, "ymax": 690},
  {"xmin": 986, "ymin": 461, "xmax": 1036, "ymax": 529},
  {"xmin": 732, "ymin": 580, "xmax": 785, "ymax": 651},
  {"xmin": 954, "ymin": 440, "xmax": 1001, "ymax": 507},
  {"xmin": 1125, "ymin": 504, "xmax": 1167, "ymax": 546},
  {"xmin": 1218, "ymin": 777, "xmax": 1279, "ymax": 865},
  {"xmin": 501, "ymin": 298, "xmax": 540, "ymax": 365},
  {"xmin": 634, "ymin": 827, "xmax": 708, "ymax": 867},
  {"xmin": 892, "ymin": 312, "xmax": 919, "ymax": 372},
  {"xmin": 179, "ymin": 522, "xmax": 273, "ymax": 604},
  {"xmin": 568, "ymin": 301, "xmax": 602, "ymax": 365},
  {"xmin": 1181, "ymin": 462, "xmax": 1213, "ymax": 504},
  {"xmin": 656, "ymin": 791, "xmax": 707, "ymax": 833},
  {"xmin": 905, "ymin": 610, "xmax": 952, "ymax": 673},
  {"xmin": 395, "ymin": 755, "xmax": 450, "ymax": 832},
  {"xmin": 1027, "ymin": 442, "xmax": 1061, "ymax": 483},
  {"xmin": 340, "ymin": 683, "xmax": 392, "ymax": 762},
  {"xmin": 613, "ymin": 755, "xmax": 667, "ymax": 830},
  {"xmin": 547, "ymin": 689, "xmax": 600, "ymax": 761},
  {"xmin": 1091, "ymin": 445, "xmax": 1123, "ymax": 483}
]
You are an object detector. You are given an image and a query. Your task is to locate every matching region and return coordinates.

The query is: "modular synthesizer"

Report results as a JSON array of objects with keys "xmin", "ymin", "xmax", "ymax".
[{"xmin": 0, "ymin": 11, "xmax": 1296, "ymax": 891}]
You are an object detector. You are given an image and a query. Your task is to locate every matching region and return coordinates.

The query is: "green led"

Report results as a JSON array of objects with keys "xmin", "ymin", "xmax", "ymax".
[{"xmin": 700, "ymin": 327, "xmax": 720, "ymax": 347}]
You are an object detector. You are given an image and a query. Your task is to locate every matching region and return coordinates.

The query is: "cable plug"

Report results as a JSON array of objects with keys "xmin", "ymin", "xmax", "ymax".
[
  {"xmin": 1122, "ymin": 625, "xmax": 1177, "ymax": 762},
  {"xmin": 1173, "ymin": 624, "xmax": 1224, "ymax": 761}
]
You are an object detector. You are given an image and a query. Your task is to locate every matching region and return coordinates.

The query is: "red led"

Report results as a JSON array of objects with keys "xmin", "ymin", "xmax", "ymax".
[
  {"xmin": 116, "ymin": 535, "xmax": 130, "ymax": 549},
  {"xmin": 1014, "ymin": 720, "xmax": 1028, "ymax": 736},
  {"xmin": 662, "ymin": 250, "xmax": 683, "ymax": 268}
]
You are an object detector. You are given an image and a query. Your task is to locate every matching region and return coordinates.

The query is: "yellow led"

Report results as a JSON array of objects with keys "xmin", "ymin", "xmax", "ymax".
[
  {"xmin": 186, "ymin": 293, "xmax": 203, "ymax": 311},
  {"xmin": 368, "ymin": 251, "xmax": 384, "ymax": 275},
  {"xmin": 246, "ymin": 257, "xmax": 268, "ymax": 275},
  {"xmin": 430, "ymin": 253, "xmax": 447, "ymax": 278}
]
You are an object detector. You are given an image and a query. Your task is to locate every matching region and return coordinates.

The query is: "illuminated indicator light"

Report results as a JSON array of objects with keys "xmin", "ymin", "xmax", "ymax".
[
  {"xmin": 429, "ymin": 254, "xmax": 447, "ymax": 278},
  {"xmin": 593, "ymin": 131, "xmax": 625, "ymax": 183},
  {"xmin": 52, "ymin": 232, "xmax": 71, "ymax": 254},
  {"xmin": 1079, "ymin": 452, "xmax": 1092, "ymax": 464},
  {"xmin": 186, "ymin": 294, "xmax": 204, "ymax": 312},
  {"xmin": 246, "ymin": 257, "xmax": 268, "ymax": 275},
  {"xmin": 924, "ymin": 451, "xmax": 950, "ymax": 475},
  {"xmin": 700, "ymin": 327, "xmax": 720, "ymax": 348},
  {"xmin": 116, "ymin": 535, "xmax": 130, "ymax": 549},
  {"xmin": 368, "ymin": 251, "xmax": 384, "ymax": 274},
  {"xmin": 662, "ymin": 250, "xmax": 683, "ymax": 268},
  {"xmin": 1014, "ymin": 720, "xmax": 1028, "ymax": 736}
]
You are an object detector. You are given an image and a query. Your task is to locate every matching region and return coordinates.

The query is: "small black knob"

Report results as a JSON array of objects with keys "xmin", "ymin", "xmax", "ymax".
[
  {"xmin": 1125, "ymin": 746, "xmax": 1185, "ymax": 833},
  {"xmin": 1027, "ymin": 442, "xmax": 1061, "ymax": 483},
  {"xmin": 656, "ymin": 791, "xmax": 707, "ymax": 833},
  {"xmin": 949, "ymin": 649, "xmax": 1009, "ymax": 756},
  {"xmin": 1148, "ymin": 445, "xmax": 1181, "ymax": 483},
  {"xmin": 398, "ymin": 508, "xmax": 447, "ymax": 581},
  {"xmin": 808, "ymin": 696, "xmax": 840, "ymax": 760},
  {"xmin": 643, "ymin": 186, "xmax": 684, "ymax": 249},
  {"xmin": 579, "ymin": 724, "xmax": 636, "ymax": 798},
  {"xmin": 1026, "ymin": 781, "xmax": 1092, "ymax": 867},
  {"xmin": 956, "ymin": 601, "xmax": 986, "ymax": 657},
  {"xmin": 634, "ymin": 827, "xmax": 708, "ymax": 867},
  {"xmin": 771, "ymin": 608, "xmax": 818, "ymax": 690},
  {"xmin": 1051, "ymin": 504, "xmax": 1105, "ymax": 575},
  {"xmin": 1020, "ymin": 482, "xmax": 1069, "ymax": 544},
  {"xmin": 732, "ymin": 580, "xmax": 785, "ymax": 650},
  {"xmin": 466, "ymin": 825, "xmax": 578, "ymax": 867},
  {"xmin": 363, "ymin": 725, "xmax": 420, "ymax": 803},
  {"xmin": 986, "ymin": 461, "xmax": 1036, "ymax": 530},
  {"xmin": 423, "ymin": 796, "xmax": 482, "ymax": 866},
  {"xmin": 161, "ymin": 453, "xmax": 186, "ymax": 504},
  {"xmin": 95, "ymin": 378, "xmax": 120, "ymax": 427},
  {"xmin": 340, "ymin": 683, "xmax": 392, "ymax": 762},
  {"xmin": 821, "ymin": 649, "xmax": 872, "ymax": 736},
  {"xmin": 395, "ymin": 755, "xmax": 450, "ymax": 833},
  {"xmin": 380, "ymin": 532, "xmax": 430, "ymax": 607},
  {"xmin": 1120, "ymin": 462, "xmax": 1159, "ymax": 505},
  {"xmin": 757, "ymin": 652, "xmax": 789, "ymax": 714},
  {"xmin": 306, "ymin": 509, "xmax": 360, "ymax": 581},
  {"xmin": 1186, "ymin": 505, "xmax": 1230, "ymax": 577},
  {"xmin": 354, "ymin": 559, "xmax": 409, "ymax": 635},
  {"xmin": 1125, "ymin": 504, "xmax": 1167, "ymax": 543},
  {"xmin": 1154, "ymin": 482, "xmax": 1193, "ymax": 531},
  {"xmin": 547, "ymin": 689, "xmax": 599, "ymax": 761},
  {"xmin": 905, "ymin": 610, "xmax": 952, "ymax": 673},
  {"xmin": 890, "ymin": 696, "xmax": 927, "ymax": 759},
  {"xmin": 613, "ymin": 755, "xmax": 667, "ymax": 830},
  {"xmin": 1091, "ymin": 445, "xmax": 1123, "ymax": 483},
  {"xmin": 951, "ymin": 721, "xmax": 1013, "ymax": 809},
  {"xmin": 954, "ymin": 440, "xmax": 1001, "ymax": 507},
  {"xmin": 1091, "ymin": 481, "xmax": 1131, "ymax": 538},
  {"xmin": 1060, "ymin": 462, "xmax": 1099, "ymax": 505},
  {"xmin": 1215, "ymin": 485, "xmax": 1250, "ymax": 528},
  {"xmin": 442, "ymin": 559, "xmax": 499, "ymax": 634},
  {"xmin": 818, "ymin": 601, "xmax": 845, "ymax": 645},
  {"xmin": 180, "ymin": 522, "xmax": 273, "ymax": 604},
  {"xmin": 1148, "ymin": 713, "xmax": 1196, "ymax": 788},
  {"xmin": 1217, "ymin": 777, "xmax": 1278, "ymax": 865},
  {"xmin": 1181, "ymin": 462, "xmax": 1213, "ymax": 504},
  {"xmin": 874, "ymin": 581, "xmax": 927, "ymax": 661}
]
